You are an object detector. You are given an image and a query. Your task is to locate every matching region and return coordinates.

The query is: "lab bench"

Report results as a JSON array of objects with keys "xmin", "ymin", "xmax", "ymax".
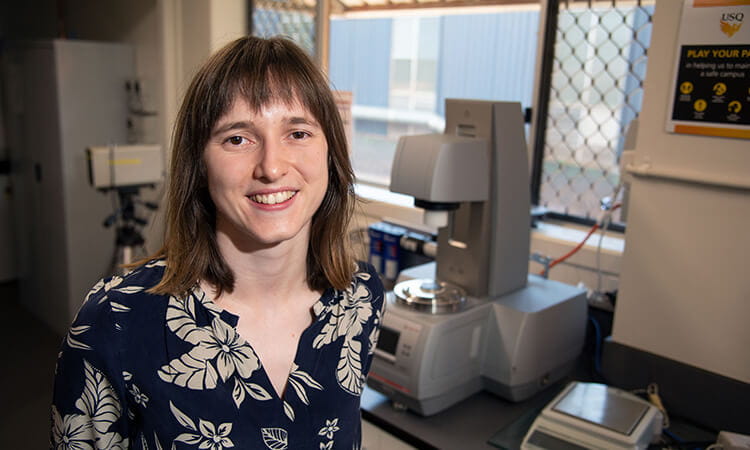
[
  {"xmin": 360, "ymin": 384, "xmax": 564, "ymax": 449},
  {"xmin": 360, "ymin": 383, "xmax": 720, "ymax": 450}
]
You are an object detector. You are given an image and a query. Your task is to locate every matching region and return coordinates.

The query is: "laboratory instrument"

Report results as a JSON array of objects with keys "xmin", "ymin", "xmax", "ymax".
[
  {"xmin": 87, "ymin": 144, "xmax": 163, "ymax": 189},
  {"xmin": 521, "ymin": 381, "xmax": 663, "ymax": 450},
  {"xmin": 366, "ymin": 100, "xmax": 587, "ymax": 415},
  {"xmin": 88, "ymin": 144, "xmax": 163, "ymax": 273}
]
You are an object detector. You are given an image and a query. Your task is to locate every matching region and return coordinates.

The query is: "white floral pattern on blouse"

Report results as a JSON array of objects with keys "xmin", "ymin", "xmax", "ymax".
[{"xmin": 52, "ymin": 260, "xmax": 384, "ymax": 449}]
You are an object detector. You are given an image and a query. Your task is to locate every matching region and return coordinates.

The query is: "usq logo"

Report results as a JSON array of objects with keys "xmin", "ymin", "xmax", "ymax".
[{"xmin": 720, "ymin": 12, "xmax": 744, "ymax": 38}]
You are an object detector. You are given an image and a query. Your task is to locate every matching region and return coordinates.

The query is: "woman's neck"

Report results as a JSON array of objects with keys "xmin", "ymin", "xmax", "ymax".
[{"xmin": 209, "ymin": 227, "xmax": 315, "ymax": 310}]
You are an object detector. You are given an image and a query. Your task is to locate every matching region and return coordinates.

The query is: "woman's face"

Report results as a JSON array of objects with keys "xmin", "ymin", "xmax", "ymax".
[{"xmin": 203, "ymin": 95, "xmax": 329, "ymax": 248}]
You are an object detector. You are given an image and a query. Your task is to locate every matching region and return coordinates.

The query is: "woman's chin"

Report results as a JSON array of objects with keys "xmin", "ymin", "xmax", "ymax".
[{"xmin": 224, "ymin": 225, "xmax": 309, "ymax": 251}]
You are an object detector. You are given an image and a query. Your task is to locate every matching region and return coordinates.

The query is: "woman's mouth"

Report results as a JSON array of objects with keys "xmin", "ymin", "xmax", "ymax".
[{"xmin": 249, "ymin": 190, "xmax": 297, "ymax": 205}]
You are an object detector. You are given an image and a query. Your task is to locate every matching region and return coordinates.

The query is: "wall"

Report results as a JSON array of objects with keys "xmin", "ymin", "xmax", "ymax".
[
  {"xmin": 175, "ymin": 0, "xmax": 247, "ymax": 90},
  {"xmin": 610, "ymin": 1, "xmax": 750, "ymax": 383},
  {"xmin": 209, "ymin": 0, "xmax": 248, "ymax": 54},
  {"xmin": 0, "ymin": 1, "xmax": 58, "ymax": 282}
]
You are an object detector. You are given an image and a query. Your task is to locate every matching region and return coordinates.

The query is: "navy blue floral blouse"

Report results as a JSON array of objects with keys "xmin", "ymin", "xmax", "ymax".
[{"xmin": 51, "ymin": 260, "xmax": 384, "ymax": 449}]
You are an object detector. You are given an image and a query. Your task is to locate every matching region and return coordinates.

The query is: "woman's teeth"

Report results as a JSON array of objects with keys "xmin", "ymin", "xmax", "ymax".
[{"xmin": 250, "ymin": 191, "xmax": 296, "ymax": 205}]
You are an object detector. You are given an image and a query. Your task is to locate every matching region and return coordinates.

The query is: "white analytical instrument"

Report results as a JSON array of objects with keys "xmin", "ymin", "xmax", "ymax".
[
  {"xmin": 87, "ymin": 144, "xmax": 163, "ymax": 190},
  {"xmin": 521, "ymin": 381, "xmax": 664, "ymax": 450},
  {"xmin": 366, "ymin": 100, "xmax": 587, "ymax": 416}
]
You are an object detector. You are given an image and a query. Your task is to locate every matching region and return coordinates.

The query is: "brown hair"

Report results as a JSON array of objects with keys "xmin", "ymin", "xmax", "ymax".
[{"xmin": 147, "ymin": 36, "xmax": 356, "ymax": 297}]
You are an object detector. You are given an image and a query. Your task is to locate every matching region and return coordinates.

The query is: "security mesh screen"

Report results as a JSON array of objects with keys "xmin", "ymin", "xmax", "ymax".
[
  {"xmin": 539, "ymin": 1, "xmax": 654, "ymax": 222},
  {"xmin": 253, "ymin": 0, "xmax": 316, "ymax": 56}
]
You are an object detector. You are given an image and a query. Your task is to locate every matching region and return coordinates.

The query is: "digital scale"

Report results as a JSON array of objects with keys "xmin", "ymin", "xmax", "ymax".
[{"xmin": 521, "ymin": 381, "xmax": 664, "ymax": 450}]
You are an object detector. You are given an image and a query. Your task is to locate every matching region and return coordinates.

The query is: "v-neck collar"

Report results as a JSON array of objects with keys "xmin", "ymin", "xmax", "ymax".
[{"xmin": 188, "ymin": 284, "xmax": 338, "ymax": 402}]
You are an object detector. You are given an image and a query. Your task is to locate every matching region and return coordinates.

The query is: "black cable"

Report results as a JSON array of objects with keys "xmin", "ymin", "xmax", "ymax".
[
  {"xmin": 586, "ymin": 314, "xmax": 612, "ymax": 384},
  {"xmin": 648, "ymin": 440, "xmax": 716, "ymax": 450},
  {"xmin": 589, "ymin": 316, "xmax": 603, "ymax": 376}
]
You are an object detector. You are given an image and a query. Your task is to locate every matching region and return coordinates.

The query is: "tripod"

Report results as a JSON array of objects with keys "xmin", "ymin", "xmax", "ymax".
[{"xmin": 103, "ymin": 186, "xmax": 156, "ymax": 276}]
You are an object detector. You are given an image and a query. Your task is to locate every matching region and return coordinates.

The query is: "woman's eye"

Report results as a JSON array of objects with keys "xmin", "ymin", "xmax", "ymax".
[
  {"xmin": 227, "ymin": 136, "xmax": 245, "ymax": 145},
  {"xmin": 290, "ymin": 131, "xmax": 309, "ymax": 140}
]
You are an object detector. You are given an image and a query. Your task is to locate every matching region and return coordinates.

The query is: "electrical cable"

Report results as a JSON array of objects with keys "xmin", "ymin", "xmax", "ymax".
[
  {"xmin": 647, "ymin": 383, "xmax": 671, "ymax": 429},
  {"xmin": 540, "ymin": 204, "xmax": 621, "ymax": 276},
  {"xmin": 588, "ymin": 315, "xmax": 605, "ymax": 381},
  {"xmin": 595, "ymin": 222, "xmax": 608, "ymax": 295},
  {"xmin": 541, "ymin": 223, "xmax": 598, "ymax": 274},
  {"xmin": 663, "ymin": 428, "xmax": 684, "ymax": 444},
  {"xmin": 596, "ymin": 183, "xmax": 623, "ymax": 295},
  {"xmin": 650, "ymin": 441, "xmax": 718, "ymax": 450}
]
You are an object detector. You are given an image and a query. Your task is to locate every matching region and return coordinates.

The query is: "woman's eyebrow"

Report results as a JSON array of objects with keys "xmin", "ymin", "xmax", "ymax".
[
  {"xmin": 286, "ymin": 116, "xmax": 319, "ymax": 127},
  {"xmin": 211, "ymin": 120, "xmax": 253, "ymax": 137}
]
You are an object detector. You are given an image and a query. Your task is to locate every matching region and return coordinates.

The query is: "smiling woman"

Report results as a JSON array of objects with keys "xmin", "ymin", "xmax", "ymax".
[{"xmin": 51, "ymin": 36, "xmax": 385, "ymax": 450}]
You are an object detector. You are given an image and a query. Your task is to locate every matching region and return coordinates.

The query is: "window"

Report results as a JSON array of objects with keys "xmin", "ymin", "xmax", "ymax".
[
  {"xmin": 389, "ymin": 17, "xmax": 439, "ymax": 111},
  {"xmin": 252, "ymin": 0, "xmax": 316, "ymax": 55},
  {"xmin": 328, "ymin": 0, "xmax": 654, "ymax": 230},
  {"xmin": 329, "ymin": 6, "xmax": 540, "ymax": 188},
  {"xmin": 532, "ymin": 1, "xmax": 654, "ymax": 224}
]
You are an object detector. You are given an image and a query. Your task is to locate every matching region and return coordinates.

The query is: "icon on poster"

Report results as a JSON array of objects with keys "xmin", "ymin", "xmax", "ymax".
[
  {"xmin": 712, "ymin": 82, "xmax": 727, "ymax": 96},
  {"xmin": 728, "ymin": 101, "xmax": 742, "ymax": 113},
  {"xmin": 694, "ymin": 99, "xmax": 708, "ymax": 112},
  {"xmin": 680, "ymin": 82, "xmax": 694, "ymax": 94}
]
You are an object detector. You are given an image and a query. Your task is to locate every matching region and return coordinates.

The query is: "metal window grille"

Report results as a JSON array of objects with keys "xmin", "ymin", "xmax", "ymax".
[
  {"xmin": 535, "ymin": 1, "xmax": 654, "ymax": 224},
  {"xmin": 252, "ymin": 0, "xmax": 316, "ymax": 55}
]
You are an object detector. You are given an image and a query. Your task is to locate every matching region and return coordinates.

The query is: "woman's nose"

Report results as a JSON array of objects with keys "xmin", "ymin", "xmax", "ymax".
[{"xmin": 253, "ymin": 141, "xmax": 289, "ymax": 181}]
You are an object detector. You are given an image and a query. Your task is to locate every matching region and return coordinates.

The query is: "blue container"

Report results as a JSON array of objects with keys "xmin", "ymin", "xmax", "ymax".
[
  {"xmin": 381, "ymin": 224, "xmax": 406, "ymax": 281},
  {"xmin": 368, "ymin": 224, "xmax": 385, "ymax": 275}
]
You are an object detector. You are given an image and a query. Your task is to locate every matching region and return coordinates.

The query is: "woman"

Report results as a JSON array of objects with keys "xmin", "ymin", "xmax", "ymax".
[{"xmin": 51, "ymin": 36, "xmax": 384, "ymax": 450}]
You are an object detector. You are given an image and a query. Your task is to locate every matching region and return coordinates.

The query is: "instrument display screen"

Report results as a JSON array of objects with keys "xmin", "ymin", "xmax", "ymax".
[{"xmin": 377, "ymin": 326, "xmax": 400, "ymax": 356}]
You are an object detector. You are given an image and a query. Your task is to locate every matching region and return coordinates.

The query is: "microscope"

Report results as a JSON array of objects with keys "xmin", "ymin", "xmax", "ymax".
[{"xmin": 366, "ymin": 100, "xmax": 587, "ymax": 416}]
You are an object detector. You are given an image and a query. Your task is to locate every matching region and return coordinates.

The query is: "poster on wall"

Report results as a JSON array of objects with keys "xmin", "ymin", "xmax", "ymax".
[{"xmin": 666, "ymin": 0, "xmax": 750, "ymax": 139}]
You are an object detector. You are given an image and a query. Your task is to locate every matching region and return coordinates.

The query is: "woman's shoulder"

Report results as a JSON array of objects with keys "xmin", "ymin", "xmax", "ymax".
[
  {"xmin": 78, "ymin": 259, "xmax": 168, "ymax": 321},
  {"xmin": 354, "ymin": 260, "xmax": 378, "ymax": 277},
  {"xmin": 63, "ymin": 260, "xmax": 169, "ymax": 360},
  {"xmin": 343, "ymin": 261, "xmax": 384, "ymax": 310},
  {"xmin": 352, "ymin": 260, "xmax": 383, "ymax": 290}
]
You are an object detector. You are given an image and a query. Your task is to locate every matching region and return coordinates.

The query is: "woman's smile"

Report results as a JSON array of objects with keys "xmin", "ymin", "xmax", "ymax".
[{"xmin": 248, "ymin": 190, "xmax": 298, "ymax": 206}]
